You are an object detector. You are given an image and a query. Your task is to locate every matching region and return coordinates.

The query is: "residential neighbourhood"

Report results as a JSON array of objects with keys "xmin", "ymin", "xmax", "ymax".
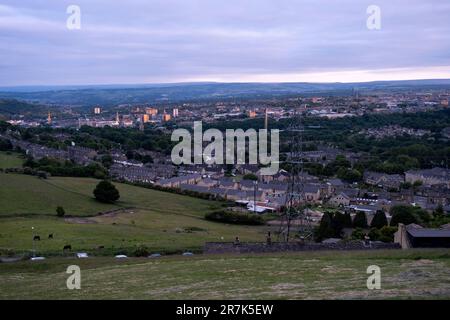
[{"xmin": 3, "ymin": 129, "xmax": 449, "ymax": 222}]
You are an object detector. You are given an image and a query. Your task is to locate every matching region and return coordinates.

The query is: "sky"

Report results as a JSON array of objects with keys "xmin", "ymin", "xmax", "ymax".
[{"xmin": 0, "ymin": 0, "xmax": 449, "ymax": 86}]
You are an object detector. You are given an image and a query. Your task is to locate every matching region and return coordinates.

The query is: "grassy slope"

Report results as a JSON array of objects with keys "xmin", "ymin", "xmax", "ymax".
[
  {"xmin": 0, "ymin": 249, "xmax": 449, "ymax": 299},
  {"xmin": 0, "ymin": 174, "xmax": 269, "ymax": 254},
  {"xmin": 0, "ymin": 174, "xmax": 118, "ymax": 216},
  {"xmin": 0, "ymin": 173, "xmax": 220, "ymax": 217},
  {"xmin": 0, "ymin": 151, "xmax": 24, "ymax": 169}
]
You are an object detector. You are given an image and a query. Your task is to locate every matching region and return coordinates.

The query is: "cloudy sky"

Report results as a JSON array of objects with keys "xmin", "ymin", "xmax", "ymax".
[{"xmin": 0, "ymin": 0, "xmax": 449, "ymax": 86}]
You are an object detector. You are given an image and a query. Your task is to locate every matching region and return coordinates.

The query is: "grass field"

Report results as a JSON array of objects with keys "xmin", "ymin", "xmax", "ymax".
[
  {"xmin": 0, "ymin": 173, "xmax": 270, "ymax": 254},
  {"xmin": 0, "ymin": 151, "xmax": 24, "ymax": 169},
  {"xmin": 1, "ymin": 249, "xmax": 449, "ymax": 299}
]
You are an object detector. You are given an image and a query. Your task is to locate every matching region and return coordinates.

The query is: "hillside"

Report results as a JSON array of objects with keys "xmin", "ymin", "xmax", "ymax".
[
  {"xmin": 0, "ymin": 99, "xmax": 48, "ymax": 117},
  {"xmin": 0, "ymin": 151, "xmax": 24, "ymax": 169},
  {"xmin": 0, "ymin": 173, "xmax": 269, "ymax": 254},
  {"xmin": 1, "ymin": 249, "xmax": 449, "ymax": 299}
]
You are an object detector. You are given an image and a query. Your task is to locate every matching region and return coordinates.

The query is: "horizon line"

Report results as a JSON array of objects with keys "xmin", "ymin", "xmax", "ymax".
[{"xmin": 1, "ymin": 77, "xmax": 450, "ymax": 90}]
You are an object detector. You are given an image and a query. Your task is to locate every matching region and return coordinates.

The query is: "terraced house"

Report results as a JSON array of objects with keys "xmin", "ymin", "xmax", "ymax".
[{"xmin": 405, "ymin": 168, "xmax": 450, "ymax": 187}]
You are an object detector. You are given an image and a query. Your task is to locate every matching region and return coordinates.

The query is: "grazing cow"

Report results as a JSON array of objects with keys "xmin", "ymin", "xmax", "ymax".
[
  {"xmin": 63, "ymin": 245, "xmax": 72, "ymax": 251},
  {"xmin": 97, "ymin": 245, "xmax": 105, "ymax": 249},
  {"xmin": 48, "ymin": 234, "xmax": 53, "ymax": 239},
  {"xmin": 33, "ymin": 235, "xmax": 40, "ymax": 241}
]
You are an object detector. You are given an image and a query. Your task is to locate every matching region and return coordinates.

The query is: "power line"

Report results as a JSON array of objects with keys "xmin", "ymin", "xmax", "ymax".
[{"xmin": 277, "ymin": 112, "xmax": 314, "ymax": 242}]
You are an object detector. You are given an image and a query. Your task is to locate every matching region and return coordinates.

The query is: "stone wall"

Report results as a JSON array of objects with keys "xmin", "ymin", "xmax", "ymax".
[{"xmin": 204, "ymin": 241, "xmax": 400, "ymax": 254}]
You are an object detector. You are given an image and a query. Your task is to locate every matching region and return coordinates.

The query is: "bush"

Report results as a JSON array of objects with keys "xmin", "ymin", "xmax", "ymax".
[
  {"xmin": 205, "ymin": 210, "xmax": 264, "ymax": 225},
  {"xmin": 379, "ymin": 226, "xmax": 397, "ymax": 243},
  {"xmin": 133, "ymin": 245, "xmax": 150, "ymax": 257},
  {"xmin": 351, "ymin": 227, "xmax": 366, "ymax": 240},
  {"xmin": 93, "ymin": 180, "xmax": 120, "ymax": 203},
  {"xmin": 36, "ymin": 171, "xmax": 49, "ymax": 179},
  {"xmin": 368, "ymin": 228, "xmax": 381, "ymax": 241},
  {"xmin": 56, "ymin": 206, "xmax": 65, "ymax": 217},
  {"xmin": 184, "ymin": 226, "xmax": 207, "ymax": 232}
]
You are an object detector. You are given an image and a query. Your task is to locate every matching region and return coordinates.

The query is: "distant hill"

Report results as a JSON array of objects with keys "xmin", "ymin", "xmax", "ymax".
[
  {"xmin": 0, "ymin": 99, "xmax": 48, "ymax": 116},
  {"xmin": 0, "ymin": 79, "xmax": 449, "ymax": 107}
]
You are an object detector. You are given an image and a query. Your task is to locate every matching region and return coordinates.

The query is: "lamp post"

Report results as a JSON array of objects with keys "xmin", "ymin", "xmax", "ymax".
[
  {"xmin": 253, "ymin": 180, "xmax": 258, "ymax": 215},
  {"xmin": 31, "ymin": 226, "xmax": 35, "ymax": 258}
]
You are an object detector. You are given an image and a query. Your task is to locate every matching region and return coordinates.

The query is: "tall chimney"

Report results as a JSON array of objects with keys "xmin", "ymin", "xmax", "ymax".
[{"xmin": 264, "ymin": 108, "xmax": 268, "ymax": 130}]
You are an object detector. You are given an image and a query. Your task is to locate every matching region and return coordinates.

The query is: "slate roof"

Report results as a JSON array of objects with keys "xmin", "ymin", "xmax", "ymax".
[
  {"xmin": 408, "ymin": 228, "xmax": 450, "ymax": 238},
  {"xmin": 407, "ymin": 225, "xmax": 450, "ymax": 238}
]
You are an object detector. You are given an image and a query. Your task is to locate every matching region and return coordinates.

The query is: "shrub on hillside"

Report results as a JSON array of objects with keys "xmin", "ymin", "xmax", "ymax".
[
  {"xmin": 56, "ymin": 206, "xmax": 65, "ymax": 217},
  {"xmin": 205, "ymin": 210, "xmax": 264, "ymax": 225},
  {"xmin": 133, "ymin": 245, "xmax": 150, "ymax": 257}
]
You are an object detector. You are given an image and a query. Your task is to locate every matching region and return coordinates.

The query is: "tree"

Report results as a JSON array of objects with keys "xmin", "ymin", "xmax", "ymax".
[
  {"xmin": 100, "ymin": 154, "xmax": 113, "ymax": 168},
  {"xmin": 413, "ymin": 206, "xmax": 431, "ymax": 224},
  {"xmin": 337, "ymin": 168, "xmax": 362, "ymax": 183},
  {"xmin": 334, "ymin": 155, "xmax": 351, "ymax": 168},
  {"xmin": 56, "ymin": 206, "xmax": 65, "ymax": 217},
  {"xmin": 93, "ymin": 180, "xmax": 120, "ymax": 203},
  {"xmin": 413, "ymin": 180, "xmax": 423, "ymax": 187},
  {"xmin": 343, "ymin": 212, "xmax": 353, "ymax": 228},
  {"xmin": 315, "ymin": 212, "xmax": 334, "ymax": 242},
  {"xmin": 331, "ymin": 212, "xmax": 347, "ymax": 237},
  {"xmin": 353, "ymin": 211, "xmax": 368, "ymax": 228},
  {"xmin": 0, "ymin": 138, "xmax": 12, "ymax": 151},
  {"xmin": 429, "ymin": 205, "xmax": 450, "ymax": 228},
  {"xmin": 370, "ymin": 210, "xmax": 388, "ymax": 229},
  {"xmin": 126, "ymin": 150, "xmax": 135, "ymax": 160},
  {"xmin": 389, "ymin": 205, "xmax": 418, "ymax": 226},
  {"xmin": 243, "ymin": 173, "xmax": 258, "ymax": 181},
  {"xmin": 400, "ymin": 182, "xmax": 412, "ymax": 189},
  {"xmin": 433, "ymin": 204, "xmax": 444, "ymax": 218},
  {"xmin": 142, "ymin": 154, "xmax": 153, "ymax": 164}
]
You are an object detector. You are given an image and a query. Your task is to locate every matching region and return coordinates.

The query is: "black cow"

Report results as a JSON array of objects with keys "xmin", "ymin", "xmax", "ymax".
[
  {"xmin": 48, "ymin": 234, "xmax": 53, "ymax": 239},
  {"xmin": 63, "ymin": 245, "xmax": 72, "ymax": 251},
  {"xmin": 33, "ymin": 235, "xmax": 40, "ymax": 241}
]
